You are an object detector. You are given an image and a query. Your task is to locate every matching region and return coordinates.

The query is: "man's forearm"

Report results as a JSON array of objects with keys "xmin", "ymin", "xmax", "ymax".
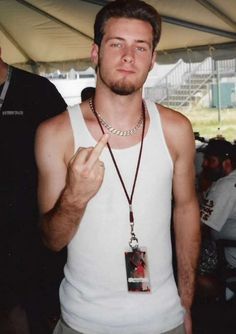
[
  {"xmin": 174, "ymin": 204, "xmax": 201, "ymax": 310},
  {"xmin": 177, "ymin": 241, "xmax": 199, "ymax": 310},
  {"xmin": 40, "ymin": 188, "xmax": 86, "ymax": 251}
]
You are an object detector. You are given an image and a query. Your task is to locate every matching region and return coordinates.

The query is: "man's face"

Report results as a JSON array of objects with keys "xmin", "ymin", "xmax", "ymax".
[
  {"xmin": 202, "ymin": 155, "xmax": 225, "ymax": 182},
  {"xmin": 91, "ymin": 17, "xmax": 156, "ymax": 95}
]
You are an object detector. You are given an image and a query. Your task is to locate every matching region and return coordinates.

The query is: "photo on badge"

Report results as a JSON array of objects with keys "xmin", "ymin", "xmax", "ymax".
[{"xmin": 124, "ymin": 248, "xmax": 151, "ymax": 292}]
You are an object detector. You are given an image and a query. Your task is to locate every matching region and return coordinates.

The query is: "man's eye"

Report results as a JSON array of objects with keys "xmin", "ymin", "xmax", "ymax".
[
  {"xmin": 111, "ymin": 43, "xmax": 122, "ymax": 48},
  {"xmin": 136, "ymin": 46, "xmax": 146, "ymax": 52}
]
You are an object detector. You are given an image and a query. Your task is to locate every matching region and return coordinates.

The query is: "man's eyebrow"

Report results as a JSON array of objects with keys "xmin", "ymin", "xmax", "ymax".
[
  {"xmin": 106, "ymin": 37, "xmax": 125, "ymax": 42},
  {"xmin": 135, "ymin": 39, "xmax": 152, "ymax": 47},
  {"xmin": 106, "ymin": 37, "xmax": 151, "ymax": 47}
]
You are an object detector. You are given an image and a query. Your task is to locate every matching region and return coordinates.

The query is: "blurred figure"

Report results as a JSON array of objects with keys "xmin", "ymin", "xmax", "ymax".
[
  {"xmin": 202, "ymin": 139, "xmax": 233, "ymax": 182},
  {"xmin": 201, "ymin": 140, "xmax": 236, "ymax": 264},
  {"xmin": 0, "ymin": 49, "xmax": 67, "ymax": 333},
  {"xmin": 81, "ymin": 86, "xmax": 95, "ymax": 102},
  {"xmin": 198, "ymin": 140, "xmax": 236, "ymax": 300},
  {"xmin": 197, "ymin": 139, "xmax": 233, "ymax": 201}
]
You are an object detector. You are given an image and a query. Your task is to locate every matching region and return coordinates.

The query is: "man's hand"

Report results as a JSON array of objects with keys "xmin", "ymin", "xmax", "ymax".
[
  {"xmin": 184, "ymin": 309, "xmax": 192, "ymax": 334},
  {"xmin": 65, "ymin": 133, "xmax": 109, "ymax": 208}
]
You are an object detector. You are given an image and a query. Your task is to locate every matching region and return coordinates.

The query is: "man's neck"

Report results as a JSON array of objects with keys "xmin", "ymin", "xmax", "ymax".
[
  {"xmin": 84, "ymin": 86, "xmax": 147, "ymax": 150},
  {"xmin": 94, "ymin": 87, "xmax": 144, "ymax": 124}
]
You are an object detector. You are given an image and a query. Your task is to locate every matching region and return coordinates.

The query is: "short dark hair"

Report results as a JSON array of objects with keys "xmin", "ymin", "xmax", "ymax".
[
  {"xmin": 81, "ymin": 87, "xmax": 95, "ymax": 102},
  {"xmin": 94, "ymin": 0, "xmax": 162, "ymax": 51}
]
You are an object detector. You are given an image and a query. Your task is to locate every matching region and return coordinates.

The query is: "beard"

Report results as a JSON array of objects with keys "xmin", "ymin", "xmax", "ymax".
[
  {"xmin": 97, "ymin": 59, "xmax": 145, "ymax": 96},
  {"xmin": 203, "ymin": 166, "xmax": 225, "ymax": 182},
  {"xmin": 109, "ymin": 78, "xmax": 137, "ymax": 95}
]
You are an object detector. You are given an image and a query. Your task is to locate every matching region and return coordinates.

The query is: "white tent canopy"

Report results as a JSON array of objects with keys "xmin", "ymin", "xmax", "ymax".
[{"xmin": 0, "ymin": 0, "xmax": 236, "ymax": 72}]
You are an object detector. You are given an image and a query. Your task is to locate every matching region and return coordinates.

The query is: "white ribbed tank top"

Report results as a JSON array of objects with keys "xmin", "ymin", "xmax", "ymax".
[{"xmin": 60, "ymin": 100, "xmax": 184, "ymax": 334}]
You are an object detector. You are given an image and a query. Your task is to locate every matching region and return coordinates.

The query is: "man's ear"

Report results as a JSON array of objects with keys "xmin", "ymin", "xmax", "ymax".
[
  {"xmin": 149, "ymin": 50, "xmax": 157, "ymax": 71},
  {"xmin": 91, "ymin": 43, "xmax": 99, "ymax": 66},
  {"xmin": 222, "ymin": 158, "xmax": 233, "ymax": 174}
]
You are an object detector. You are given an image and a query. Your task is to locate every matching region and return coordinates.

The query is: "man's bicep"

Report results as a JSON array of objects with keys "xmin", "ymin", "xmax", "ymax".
[
  {"xmin": 37, "ymin": 165, "xmax": 66, "ymax": 214},
  {"xmin": 173, "ymin": 137, "xmax": 196, "ymax": 206}
]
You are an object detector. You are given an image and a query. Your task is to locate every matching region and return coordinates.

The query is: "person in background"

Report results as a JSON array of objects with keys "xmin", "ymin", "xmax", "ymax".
[
  {"xmin": 197, "ymin": 137, "xmax": 229, "ymax": 202},
  {"xmin": 199, "ymin": 139, "xmax": 236, "ymax": 300},
  {"xmin": 35, "ymin": 1, "xmax": 200, "ymax": 333},
  {"xmin": 81, "ymin": 86, "xmax": 95, "ymax": 102},
  {"xmin": 0, "ymin": 49, "xmax": 67, "ymax": 334}
]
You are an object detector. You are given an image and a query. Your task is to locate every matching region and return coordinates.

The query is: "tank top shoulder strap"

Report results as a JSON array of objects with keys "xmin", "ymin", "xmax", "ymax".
[
  {"xmin": 67, "ymin": 104, "xmax": 83, "ymax": 153},
  {"xmin": 144, "ymin": 99, "xmax": 173, "ymax": 166},
  {"xmin": 144, "ymin": 99, "xmax": 162, "ymax": 132}
]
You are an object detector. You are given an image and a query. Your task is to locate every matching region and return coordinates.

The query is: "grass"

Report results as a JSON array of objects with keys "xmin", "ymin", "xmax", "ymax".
[{"xmin": 178, "ymin": 107, "xmax": 236, "ymax": 143}]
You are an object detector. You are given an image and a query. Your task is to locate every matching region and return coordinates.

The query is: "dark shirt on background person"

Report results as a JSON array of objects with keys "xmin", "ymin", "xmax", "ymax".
[{"xmin": 0, "ymin": 61, "xmax": 67, "ymax": 333}]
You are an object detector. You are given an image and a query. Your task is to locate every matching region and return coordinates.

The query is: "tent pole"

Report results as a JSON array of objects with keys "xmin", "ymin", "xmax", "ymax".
[
  {"xmin": 188, "ymin": 61, "xmax": 192, "ymax": 109},
  {"xmin": 187, "ymin": 49, "xmax": 192, "ymax": 109},
  {"xmin": 216, "ymin": 60, "xmax": 221, "ymax": 133}
]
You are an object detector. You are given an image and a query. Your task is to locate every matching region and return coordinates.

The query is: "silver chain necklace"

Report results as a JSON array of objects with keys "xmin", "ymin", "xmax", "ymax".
[{"xmin": 88, "ymin": 98, "xmax": 144, "ymax": 137}]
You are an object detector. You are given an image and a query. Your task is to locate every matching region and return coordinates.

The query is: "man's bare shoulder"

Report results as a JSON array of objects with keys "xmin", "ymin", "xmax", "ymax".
[
  {"xmin": 155, "ymin": 103, "xmax": 195, "ymax": 161},
  {"xmin": 37, "ymin": 110, "xmax": 70, "ymax": 137},
  {"xmin": 156, "ymin": 103, "xmax": 192, "ymax": 129},
  {"xmin": 35, "ymin": 110, "xmax": 74, "ymax": 164}
]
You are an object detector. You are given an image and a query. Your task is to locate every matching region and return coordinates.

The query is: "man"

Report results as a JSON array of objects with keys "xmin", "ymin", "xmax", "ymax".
[
  {"xmin": 0, "ymin": 49, "xmax": 67, "ymax": 333},
  {"xmin": 81, "ymin": 86, "xmax": 95, "ymax": 102},
  {"xmin": 199, "ymin": 138, "xmax": 233, "ymax": 191},
  {"xmin": 201, "ymin": 140, "xmax": 236, "ymax": 270},
  {"xmin": 35, "ymin": 1, "xmax": 200, "ymax": 333}
]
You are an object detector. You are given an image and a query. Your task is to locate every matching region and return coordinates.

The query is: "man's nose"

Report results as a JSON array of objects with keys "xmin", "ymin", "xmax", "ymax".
[{"xmin": 122, "ymin": 47, "xmax": 134, "ymax": 63}]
